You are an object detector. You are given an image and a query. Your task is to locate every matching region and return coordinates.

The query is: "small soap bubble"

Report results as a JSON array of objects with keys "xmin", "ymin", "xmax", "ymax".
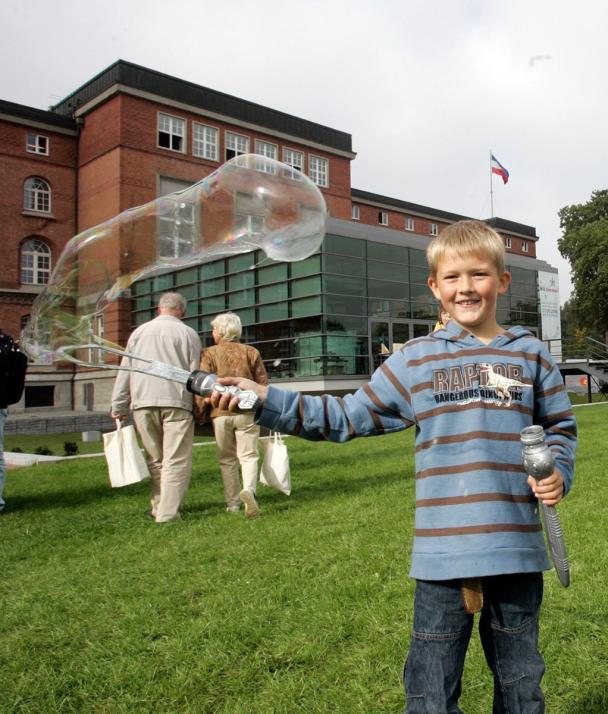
[{"xmin": 22, "ymin": 154, "xmax": 326, "ymax": 364}]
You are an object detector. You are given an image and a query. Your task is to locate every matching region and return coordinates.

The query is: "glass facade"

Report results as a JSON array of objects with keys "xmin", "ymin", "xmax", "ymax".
[{"xmin": 132, "ymin": 234, "xmax": 540, "ymax": 380}]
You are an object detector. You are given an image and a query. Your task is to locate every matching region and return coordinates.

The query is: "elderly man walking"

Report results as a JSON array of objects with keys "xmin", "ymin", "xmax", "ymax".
[{"xmin": 111, "ymin": 292, "xmax": 201, "ymax": 523}]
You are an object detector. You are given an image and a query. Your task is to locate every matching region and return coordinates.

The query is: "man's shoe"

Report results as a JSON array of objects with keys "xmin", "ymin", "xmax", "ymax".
[
  {"xmin": 239, "ymin": 489, "xmax": 260, "ymax": 519},
  {"xmin": 156, "ymin": 514, "xmax": 182, "ymax": 523},
  {"xmin": 226, "ymin": 504, "xmax": 240, "ymax": 513}
]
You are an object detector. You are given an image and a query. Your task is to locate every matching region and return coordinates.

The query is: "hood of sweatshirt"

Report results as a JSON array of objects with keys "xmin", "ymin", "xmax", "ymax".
[{"xmin": 429, "ymin": 321, "xmax": 534, "ymax": 349}]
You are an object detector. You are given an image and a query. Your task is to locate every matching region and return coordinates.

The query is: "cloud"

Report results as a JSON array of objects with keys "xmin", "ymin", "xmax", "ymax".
[{"xmin": 2, "ymin": 0, "xmax": 607, "ymax": 304}]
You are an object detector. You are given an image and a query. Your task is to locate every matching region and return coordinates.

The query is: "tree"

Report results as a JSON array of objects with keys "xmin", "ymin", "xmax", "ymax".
[
  {"xmin": 559, "ymin": 300, "xmax": 578, "ymax": 341},
  {"xmin": 560, "ymin": 299, "xmax": 602, "ymax": 343},
  {"xmin": 558, "ymin": 189, "xmax": 608, "ymax": 340}
]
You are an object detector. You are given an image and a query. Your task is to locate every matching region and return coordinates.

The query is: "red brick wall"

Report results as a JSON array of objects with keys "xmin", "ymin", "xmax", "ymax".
[
  {"xmin": 77, "ymin": 95, "xmax": 122, "ymax": 168},
  {"xmin": 78, "ymin": 149, "xmax": 122, "ymax": 230},
  {"xmin": 0, "ymin": 118, "xmax": 77, "ymax": 336},
  {"xmin": 0, "ymin": 297, "xmax": 33, "ymax": 339}
]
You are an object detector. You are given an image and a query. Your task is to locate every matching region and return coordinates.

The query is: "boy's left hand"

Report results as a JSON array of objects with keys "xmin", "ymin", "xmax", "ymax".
[{"xmin": 527, "ymin": 469, "xmax": 564, "ymax": 506}]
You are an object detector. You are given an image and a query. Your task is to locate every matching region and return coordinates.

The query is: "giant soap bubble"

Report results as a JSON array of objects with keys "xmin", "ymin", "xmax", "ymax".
[{"xmin": 21, "ymin": 154, "xmax": 326, "ymax": 365}]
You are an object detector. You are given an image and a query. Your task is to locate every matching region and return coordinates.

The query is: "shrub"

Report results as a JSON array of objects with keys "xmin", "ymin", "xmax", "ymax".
[
  {"xmin": 63, "ymin": 441, "xmax": 79, "ymax": 456},
  {"xmin": 34, "ymin": 446, "xmax": 53, "ymax": 456},
  {"xmin": 12, "ymin": 447, "xmax": 23, "ymax": 453}
]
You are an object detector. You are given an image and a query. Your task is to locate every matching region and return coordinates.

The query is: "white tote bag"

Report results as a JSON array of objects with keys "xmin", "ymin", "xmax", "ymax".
[
  {"xmin": 260, "ymin": 431, "xmax": 291, "ymax": 496},
  {"xmin": 103, "ymin": 419, "xmax": 150, "ymax": 488}
]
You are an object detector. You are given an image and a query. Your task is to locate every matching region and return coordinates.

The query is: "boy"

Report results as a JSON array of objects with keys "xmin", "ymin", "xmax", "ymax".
[{"xmin": 209, "ymin": 220, "xmax": 577, "ymax": 713}]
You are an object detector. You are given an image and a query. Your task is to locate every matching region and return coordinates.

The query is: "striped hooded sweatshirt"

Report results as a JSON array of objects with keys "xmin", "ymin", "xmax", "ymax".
[{"xmin": 257, "ymin": 322, "xmax": 577, "ymax": 581}]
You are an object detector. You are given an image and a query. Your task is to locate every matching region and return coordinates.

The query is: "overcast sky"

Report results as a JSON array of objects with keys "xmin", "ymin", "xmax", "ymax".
[{"xmin": 3, "ymin": 0, "xmax": 606, "ymax": 305}]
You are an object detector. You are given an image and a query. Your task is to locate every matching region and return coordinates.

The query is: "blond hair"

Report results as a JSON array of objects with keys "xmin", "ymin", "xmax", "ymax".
[
  {"xmin": 211, "ymin": 312, "xmax": 242, "ymax": 342},
  {"xmin": 426, "ymin": 220, "xmax": 506, "ymax": 277}
]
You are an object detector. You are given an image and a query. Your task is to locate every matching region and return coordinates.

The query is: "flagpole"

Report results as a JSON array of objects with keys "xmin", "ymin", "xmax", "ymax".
[{"xmin": 489, "ymin": 150, "xmax": 494, "ymax": 218}]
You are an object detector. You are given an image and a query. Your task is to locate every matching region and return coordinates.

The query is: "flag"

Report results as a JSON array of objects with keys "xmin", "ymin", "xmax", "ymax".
[{"xmin": 491, "ymin": 154, "xmax": 509, "ymax": 184}]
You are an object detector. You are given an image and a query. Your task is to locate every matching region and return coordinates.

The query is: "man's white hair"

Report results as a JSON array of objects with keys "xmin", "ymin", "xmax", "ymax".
[{"xmin": 158, "ymin": 292, "xmax": 187, "ymax": 314}]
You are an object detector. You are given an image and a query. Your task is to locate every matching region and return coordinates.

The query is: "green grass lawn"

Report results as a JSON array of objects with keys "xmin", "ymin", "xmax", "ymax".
[
  {"xmin": 2, "ymin": 405, "xmax": 607, "ymax": 713},
  {"xmin": 567, "ymin": 391, "xmax": 608, "ymax": 405}
]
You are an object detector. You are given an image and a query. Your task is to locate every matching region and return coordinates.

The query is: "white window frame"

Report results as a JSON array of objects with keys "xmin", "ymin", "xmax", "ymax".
[
  {"xmin": 351, "ymin": 205, "xmax": 360, "ymax": 221},
  {"xmin": 309, "ymin": 155, "xmax": 329, "ymax": 188},
  {"xmin": 405, "ymin": 217, "xmax": 415, "ymax": 231},
  {"xmin": 254, "ymin": 140, "xmax": 278, "ymax": 174},
  {"xmin": 522, "ymin": 240, "xmax": 529, "ymax": 253},
  {"xmin": 504, "ymin": 236, "xmax": 512, "ymax": 249},
  {"xmin": 283, "ymin": 147, "xmax": 304, "ymax": 173},
  {"xmin": 379, "ymin": 211, "xmax": 389, "ymax": 226},
  {"xmin": 430, "ymin": 222, "xmax": 439, "ymax": 236},
  {"xmin": 192, "ymin": 122, "xmax": 218, "ymax": 160},
  {"xmin": 255, "ymin": 139, "xmax": 278, "ymax": 161},
  {"xmin": 26, "ymin": 133, "xmax": 49, "ymax": 155},
  {"xmin": 157, "ymin": 112, "xmax": 186, "ymax": 153},
  {"xmin": 24, "ymin": 177, "xmax": 51, "ymax": 213},
  {"xmin": 225, "ymin": 131, "xmax": 249, "ymax": 161},
  {"xmin": 21, "ymin": 238, "xmax": 51, "ymax": 285},
  {"xmin": 88, "ymin": 314, "xmax": 105, "ymax": 365},
  {"xmin": 235, "ymin": 191, "xmax": 266, "ymax": 238}
]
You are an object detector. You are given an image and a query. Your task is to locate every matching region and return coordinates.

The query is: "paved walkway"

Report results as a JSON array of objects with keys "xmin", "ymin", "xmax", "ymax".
[
  {"xmin": 5, "ymin": 411, "xmax": 116, "ymax": 436},
  {"xmin": 4, "ymin": 439, "xmax": 219, "ymax": 467}
]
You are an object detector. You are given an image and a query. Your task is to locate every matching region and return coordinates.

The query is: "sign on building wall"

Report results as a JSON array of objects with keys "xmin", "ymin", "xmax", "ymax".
[{"xmin": 538, "ymin": 271, "xmax": 562, "ymax": 360}]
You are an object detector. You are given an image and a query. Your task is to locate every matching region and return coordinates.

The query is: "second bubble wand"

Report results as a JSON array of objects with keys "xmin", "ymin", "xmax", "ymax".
[{"xmin": 521, "ymin": 425, "xmax": 570, "ymax": 587}]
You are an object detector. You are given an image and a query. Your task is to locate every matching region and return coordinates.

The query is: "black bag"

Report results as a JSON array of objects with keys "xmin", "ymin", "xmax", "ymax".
[{"xmin": 0, "ymin": 333, "xmax": 28, "ymax": 407}]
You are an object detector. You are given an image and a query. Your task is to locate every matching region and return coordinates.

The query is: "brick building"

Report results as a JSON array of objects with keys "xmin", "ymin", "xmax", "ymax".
[{"xmin": 0, "ymin": 60, "xmax": 554, "ymax": 412}]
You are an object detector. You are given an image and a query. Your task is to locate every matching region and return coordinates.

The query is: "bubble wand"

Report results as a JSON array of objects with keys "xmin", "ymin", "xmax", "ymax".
[
  {"xmin": 60, "ymin": 341, "xmax": 259, "ymax": 409},
  {"xmin": 521, "ymin": 425, "xmax": 570, "ymax": 587}
]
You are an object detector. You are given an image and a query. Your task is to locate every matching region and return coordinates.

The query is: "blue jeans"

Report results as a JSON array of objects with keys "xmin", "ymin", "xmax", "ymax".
[
  {"xmin": 0, "ymin": 408, "xmax": 7, "ymax": 509},
  {"xmin": 404, "ymin": 573, "xmax": 545, "ymax": 714}
]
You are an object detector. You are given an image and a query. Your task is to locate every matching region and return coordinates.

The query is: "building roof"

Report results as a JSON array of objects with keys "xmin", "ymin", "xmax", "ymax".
[
  {"xmin": 51, "ymin": 59, "xmax": 353, "ymax": 153},
  {"xmin": 486, "ymin": 216, "xmax": 537, "ymax": 239},
  {"xmin": 352, "ymin": 188, "xmax": 537, "ymax": 239},
  {"xmin": 352, "ymin": 188, "xmax": 467, "ymax": 223},
  {"xmin": 0, "ymin": 99, "xmax": 77, "ymax": 131}
]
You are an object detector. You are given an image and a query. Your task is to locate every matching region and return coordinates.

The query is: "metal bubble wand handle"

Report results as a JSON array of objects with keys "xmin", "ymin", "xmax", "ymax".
[
  {"xmin": 520, "ymin": 425, "xmax": 570, "ymax": 587},
  {"xmin": 186, "ymin": 369, "xmax": 258, "ymax": 410},
  {"xmin": 59, "ymin": 342, "xmax": 258, "ymax": 410}
]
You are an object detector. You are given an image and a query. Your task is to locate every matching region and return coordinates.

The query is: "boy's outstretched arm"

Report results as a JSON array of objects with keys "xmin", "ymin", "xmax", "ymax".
[{"xmin": 208, "ymin": 354, "xmax": 415, "ymax": 444}]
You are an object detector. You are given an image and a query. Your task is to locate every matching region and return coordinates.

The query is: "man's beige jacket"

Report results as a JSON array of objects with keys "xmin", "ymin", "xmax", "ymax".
[{"xmin": 111, "ymin": 315, "xmax": 202, "ymax": 415}]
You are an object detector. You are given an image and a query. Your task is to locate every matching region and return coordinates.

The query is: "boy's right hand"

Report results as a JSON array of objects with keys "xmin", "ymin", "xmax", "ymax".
[{"xmin": 208, "ymin": 377, "xmax": 268, "ymax": 412}]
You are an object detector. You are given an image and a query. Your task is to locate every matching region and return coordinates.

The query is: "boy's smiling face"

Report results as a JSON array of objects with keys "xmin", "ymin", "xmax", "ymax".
[{"xmin": 428, "ymin": 251, "xmax": 511, "ymax": 342}]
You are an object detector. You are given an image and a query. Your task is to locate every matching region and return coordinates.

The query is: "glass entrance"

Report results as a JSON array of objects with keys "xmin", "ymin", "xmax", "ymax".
[
  {"xmin": 368, "ymin": 319, "xmax": 435, "ymax": 373},
  {"xmin": 412, "ymin": 321, "xmax": 435, "ymax": 338},
  {"xmin": 392, "ymin": 321, "xmax": 409, "ymax": 350},
  {"xmin": 370, "ymin": 320, "xmax": 390, "ymax": 370}
]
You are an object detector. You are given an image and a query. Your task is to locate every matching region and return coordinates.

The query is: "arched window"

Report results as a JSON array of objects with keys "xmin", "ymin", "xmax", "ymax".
[
  {"xmin": 21, "ymin": 239, "xmax": 51, "ymax": 285},
  {"xmin": 24, "ymin": 177, "xmax": 51, "ymax": 213}
]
